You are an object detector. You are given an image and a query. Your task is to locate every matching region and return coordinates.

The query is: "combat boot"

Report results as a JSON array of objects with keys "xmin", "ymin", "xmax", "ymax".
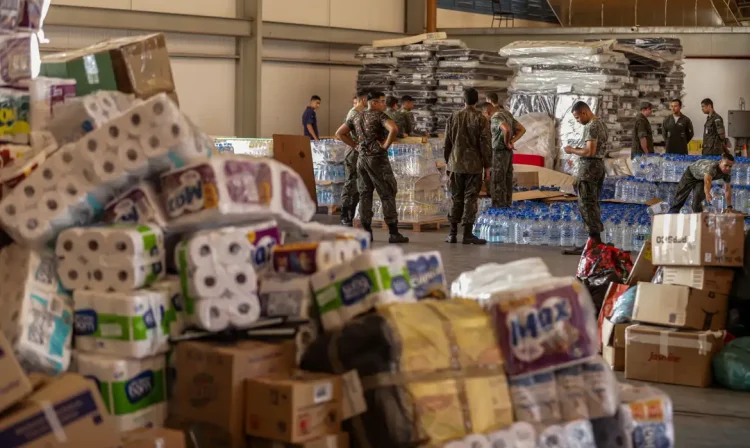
[
  {"xmin": 462, "ymin": 224, "xmax": 486, "ymax": 245},
  {"xmin": 387, "ymin": 223, "xmax": 409, "ymax": 244},
  {"xmin": 340, "ymin": 207, "xmax": 352, "ymax": 227},
  {"xmin": 445, "ymin": 223, "xmax": 458, "ymax": 243},
  {"xmin": 361, "ymin": 223, "xmax": 374, "ymax": 243}
]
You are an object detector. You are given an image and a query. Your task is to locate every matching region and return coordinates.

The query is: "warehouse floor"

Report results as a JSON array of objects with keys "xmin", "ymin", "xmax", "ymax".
[{"xmin": 317, "ymin": 216, "xmax": 750, "ymax": 447}]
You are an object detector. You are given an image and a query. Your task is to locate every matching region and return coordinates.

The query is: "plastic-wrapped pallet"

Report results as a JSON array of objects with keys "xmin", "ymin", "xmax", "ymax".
[
  {"xmin": 312, "ymin": 139, "xmax": 347, "ymax": 208},
  {"xmin": 0, "ymin": 244, "xmax": 73, "ymax": 375},
  {"xmin": 354, "ymin": 45, "xmax": 398, "ymax": 95},
  {"xmin": 392, "ymin": 43, "xmax": 443, "ymax": 134}
]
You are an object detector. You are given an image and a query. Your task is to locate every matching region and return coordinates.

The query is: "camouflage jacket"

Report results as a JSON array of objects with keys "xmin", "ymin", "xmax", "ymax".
[
  {"xmin": 399, "ymin": 108, "xmax": 416, "ymax": 135},
  {"xmin": 444, "ymin": 106, "xmax": 492, "ymax": 174},
  {"xmin": 491, "ymin": 109, "xmax": 517, "ymax": 152},
  {"xmin": 688, "ymin": 159, "xmax": 731, "ymax": 183},
  {"xmin": 703, "ymin": 112, "xmax": 726, "ymax": 153},
  {"xmin": 582, "ymin": 117, "xmax": 609, "ymax": 158},
  {"xmin": 385, "ymin": 109, "xmax": 408, "ymax": 137},
  {"xmin": 631, "ymin": 113, "xmax": 654, "ymax": 156},
  {"xmin": 345, "ymin": 109, "xmax": 392, "ymax": 156},
  {"xmin": 345, "ymin": 107, "xmax": 363, "ymax": 143}
]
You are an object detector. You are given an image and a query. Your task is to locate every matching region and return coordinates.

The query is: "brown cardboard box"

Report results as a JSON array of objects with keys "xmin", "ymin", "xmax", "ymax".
[
  {"xmin": 0, "ymin": 373, "xmax": 118, "ymax": 447},
  {"xmin": 122, "ymin": 428, "xmax": 186, "ymax": 448},
  {"xmin": 0, "ymin": 333, "xmax": 32, "ymax": 414},
  {"xmin": 625, "ymin": 324, "xmax": 724, "ymax": 387},
  {"xmin": 249, "ymin": 433, "xmax": 349, "ymax": 448},
  {"xmin": 172, "ymin": 340, "xmax": 295, "ymax": 448},
  {"xmin": 601, "ymin": 319, "xmax": 631, "ymax": 371},
  {"xmin": 651, "ymin": 213, "xmax": 745, "ymax": 267},
  {"xmin": 627, "ymin": 239, "xmax": 656, "ymax": 285},
  {"xmin": 512, "ymin": 171, "xmax": 539, "ymax": 189},
  {"xmin": 632, "ymin": 282, "xmax": 728, "ymax": 331},
  {"xmin": 106, "ymin": 33, "xmax": 175, "ymax": 99},
  {"xmin": 272, "ymin": 134, "xmax": 316, "ymax": 207},
  {"xmin": 245, "ymin": 372, "xmax": 342, "ymax": 444},
  {"xmin": 661, "ymin": 266, "xmax": 735, "ymax": 295}
]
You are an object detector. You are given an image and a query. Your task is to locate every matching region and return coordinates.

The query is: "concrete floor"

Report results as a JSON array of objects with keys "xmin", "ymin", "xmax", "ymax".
[{"xmin": 351, "ymin": 220, "xmax": 750, "ymax": 448}]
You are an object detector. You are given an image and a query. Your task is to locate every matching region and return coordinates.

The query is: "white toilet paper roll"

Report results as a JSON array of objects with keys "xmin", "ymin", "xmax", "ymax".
[
  {"xmin": 59, "ymin": 176, "xmax": 88, "ymax": 205},
  {"xmin": 463, "ymin": 435, "xmax": 491, "ymax": 448},
  {"xmin": 118, "ymin": 142, "xmax": 148, "ymax": 173},
  {"xmin": 159, "ymin": 118, "xmax": 188, "ymax": 148},
  {"xmin": 145, "ymin": 96, "xmax": 172, "ymax": 123},
  {"xmin": 217, "ymin": 233, "xmax": 253, "ymax": 265},
  {"xmin": 40, "ymin": 190, "xmax": 64, "ymax": 215},
  {"xmin": 105, "ymin": 226, "xmax": 164, "ymax": 261},
  {"xmin": 139, "ymin": 131, "xmax": 168, "ymax": 157},
  {"xmin": 18, "ymin": 179, "xmax": 42, "ymax": 202},
  {"xmin": 49, "ymin": 144, "xmax": 79, "ymax": 175},
  {"xmin": 195, "ymin": 300, "xmax": 230, "ymax": 332},
  {"xmin": 228, "ymin": 295, "xmax": 261, "ymax": 328},
  {"xmin": 444, "ymin": 441, "xmax": 467, "ymax": 448},
  {"xmin": 187, "ymin": 234, "xmax": 214, "ymax": 265},
  {"xmin": 538, "ymin": 425, "xmax": 566, "ymax": 448},
  {"xmin": 225, "ymin": 264, "xmax": 258, "ymax": 296},
  {"xmin": 94, "ymin": 153, "xmax": 125, "ymax": 184},
  {"xmin": 488, "ymin": 430, "xmax": 516, "ymax": 448},
  {"xmin": 58, "ymin": 258, "xmax": 88, "ymax": 290},
  {"xmin": 56, "ymin": 228, "xmax": 84, "ymax": 260},
  {"xmin": 0, "ymin": 195, "xmax": 23, "ymax": 226},
  {"xmin": 81, "ymin": 132, "xmax": 107, "ymax": 159},
  {"xmin": 104, "ymin": 121, "xmax": 128, "ymax": 147},
  {"xmin": 18, "ymin": 212, "xmax": 51, "ymax": 243},
  {"xmin": 37, "ymin": 164, "xmax": 60, "ymax": 189},
  {"xmin": 123, "ymin": 107, "xmax": 148, "ymax": 136},
  {"xmin": 82, "ymin": 230, "xmax": 107, "ymax": 258},
  {"xmin": 191, "ymin": 265, "xmax": 227, "ymax": 298},
  {"xmin": 564, "ymin": 420, "xmax": 596, "ymax": 448},
  {"xmin": 91, "ymin": 263, "xmax": 163, "ymax": 292}
]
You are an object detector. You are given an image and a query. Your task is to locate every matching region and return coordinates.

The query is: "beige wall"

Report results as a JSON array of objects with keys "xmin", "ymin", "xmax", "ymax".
[
  {"xmin": 437, "ymin": 8, "xmax": 560, "ymax": 28},
  {"xmin": 263, "ymin": 0, "xmax": 405, "ymax": 33},
  {"xmin": 54, "ymin": 0, "xmax": 236, "ymax": 18}
]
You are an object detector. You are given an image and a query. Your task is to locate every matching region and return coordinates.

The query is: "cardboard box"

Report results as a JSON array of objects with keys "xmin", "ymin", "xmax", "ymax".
[
  {"xmin": 512, "ymin": 171, "xmax": 539, "ymax": 189},
  {"xmin": 632, "ymin": 282, "xmax": 728, "ymax": 331},
  {"xmin": 601, "ymin": 319, "xmax": 631, "ymax": 371},
  {"xmin": 625, "ymin": 324, "xmax": 724, "ymax": 387},
  {"xmin": 272, "ymin": 134, "xmax": 316, "ymax": 206},
  {"xmin": 0, "ymin": 333, "xmax": 33, "ymax": 414},
  {"xmin": 245, "ymin": 372, "xmax": 342, "ymax": 444},
  {"xmin": 627, "ymin": 239, "xmax": 656, "ymax": 285},
  {"xmin": 372, "ymin": 32, "xmax": 447, "ymax": 48},
  {"xmin": 0, "ymin": 374, "xmax": 118, "ymax": 447},
  {"xmin": 651, "ymin": 213, "xmax": 745, "ymax": 267},
  {"xmin": 42, "ymin": 33, "xmax": 175, "ymax": 99},
  {"xmin": 172, "ymin": 340, "xmax": 295, "ymax": 448},
  {"xmin": 249, "ymin": 433, "xmax": 349, "ymax": 448},
  {"xmin": 661, "ymin": 266, "xmax": 735, "ymax": 295},
  {"xmin": 122, "ymin": 428, "xmax": 186, "ymax": 448}
]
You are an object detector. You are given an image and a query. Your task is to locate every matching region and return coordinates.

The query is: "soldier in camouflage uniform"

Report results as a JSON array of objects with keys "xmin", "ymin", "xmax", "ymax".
[
  {"xmin": 443, "ymin": 88, "xmax": 492, "ymax": 245},
  {"xmin": 563, "ymin": 101, "xmax": 608, "ymax": 254},
  {"xmin": 491, "ymin": 106, "xmax": 526, "ymax": 207},
  {"xmin": 339, "ymin": 89, "xmax": 368, "ymax": 226},
  {"xmin": 399, "ymin": 95, "xmax": 416, "ymax": 136},
  {"xmin": 701, "ymin": 98, "xmax": 730, "ymax": 156},
  {"xmin": 669, "ymin": 154, "xmax": 735, "ymax": 213},
  {"xmin": 384, "ymin": 96, "xmax": 409, "ymax": 138},
  {"xmin": 631, "ymin": 102, "xmax": 654, "ymax": 158},
  {"xmin": 335, "ymin": 91, "xmax": 409, "ymax": 244}
]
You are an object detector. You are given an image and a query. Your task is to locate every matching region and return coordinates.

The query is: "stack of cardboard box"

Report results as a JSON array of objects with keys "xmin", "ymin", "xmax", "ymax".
[{"xmin": 623, "ymin": 213, "xmax": 745, "ymax": 388}]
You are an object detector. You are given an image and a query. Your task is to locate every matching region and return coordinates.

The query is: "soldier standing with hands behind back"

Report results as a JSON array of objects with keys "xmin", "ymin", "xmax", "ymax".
[
  {"xmin": 563, "ymin": 102, "xmax": 608, "ymax": 255},
  {"xmin": 335, "ymin": 91, "xmax": 409, "ymax": 244},
  {"xmin": 443, "ymin": 88, "xmax": 492, "ymax": 245}
]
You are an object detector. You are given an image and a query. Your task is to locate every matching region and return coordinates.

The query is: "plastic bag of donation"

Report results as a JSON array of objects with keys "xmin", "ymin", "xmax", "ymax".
[
  {"xmin": 713, "ymin": 337, "xmax": 750, "ymax": 391},
  {"xmin": 576, "ymin": 239, "xmax": 633, "ymax": 313}
]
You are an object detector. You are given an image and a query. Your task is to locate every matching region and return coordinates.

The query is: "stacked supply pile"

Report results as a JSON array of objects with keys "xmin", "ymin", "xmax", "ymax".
[
  {"xmin": 598, "ymin": 212, "xmax": 746, "ymax": 390},
  {"xmin": 392, "ymin": 44, "xmax": 440, "ymax": 134},
  {"xmin": 213, "ymin": 137, "xmax": 274, "ymax": 157},
  {"xmin": 501, "ymin": 40, "xmax": 638, "ymax": 175},
  {"xmin": 354, "ymin": 45, "xmax": 397, "ymax": 96},
  {"xmin": 448, "ymin": 258, "xmax": 676, "ymax": 447},
  {"xmin": 433, "ymin": 40, "xmax": 513, "ymax": 131},
  {"xmin": 367, "ymin": 140, "xmax": 449, "ymax": 225},
  {"xmin": 312, "ymin": 139, "xmax": 347, "ymax": 208}
]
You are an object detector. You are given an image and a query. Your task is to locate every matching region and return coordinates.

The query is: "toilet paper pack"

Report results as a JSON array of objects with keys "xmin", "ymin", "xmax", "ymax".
[
  {"xmin": 56, "ymin": 225, "xmax": 165, "ymax": 291},
  {"xmin": 160, "ymin": 154, "xmax": 316, "ymax": 232},
  {"xmin": 0, "ymin": 33, "xmax": 40, "ymax": 86},
  {"xmin": 28, "ymin": 76, "xmax": 76, "ymax": 152},
  {"xmin": 487, "ymin": 422, "xmax": 537, "ymax": 448},
  {"xmin": 509, "ymin": 372, "xmax": 562, "ymax": 427},
  {"xmin": 0, "ymin": 92, "xmax": 211, "ymax": 247},
  {"xmin": 555, "ymin": 364, "xmax": 589, "ymax": 421},
  {"xmin": 258, "ymin": 274, "xmax": 312, "ymax": 319},
  {"xmin": 74, "ymin": 352, "xmax": 168, "ymax": 432},
  {"xmin": 150, "ymin": 276, "xmax": 186, "ymax": 338},
  {"xmin": 74, "ymin": 289, "xmax": 170, "ymax": 359},
  {"xmin": 582, "ymin": 357, "xmax": 619, "ymax": 419},
  {"xmin": 0, "ymin": 244, "xmax": 73, "ymax": 374},
  {"xmin": 103, "ymin": 181, "xmax": 168, "ymax": 229},
  {"xmin": 405, "ymin": 251, "xmax": 448, "ymax": 300},
  {"xmin": 286, "ymin": 221, "xmax": 371, "ymax": 251},
  {"xmin": 0, "ymin": 87, "xmax": 31, "ymax": 144},
  {"xmin": 311, "ymin": 246, "xmax": 415, "ymax": 331},
  {"xmin": 272, "ymin": 241, "xmax": 359, "ymax": 275}
]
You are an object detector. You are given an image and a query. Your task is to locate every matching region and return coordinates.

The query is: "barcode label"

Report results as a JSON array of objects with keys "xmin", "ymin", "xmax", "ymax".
[{"xmin": 313, "ymin": 383, "xmax": 333, "ymax": 404}]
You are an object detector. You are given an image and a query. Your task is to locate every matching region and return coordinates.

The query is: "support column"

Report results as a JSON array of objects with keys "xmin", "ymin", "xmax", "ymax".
[
  {"xmin": 236, "ymin": 0, "xmax": 262, "ymax": 137},
  {"xmin": 426, "ymin": 0, "xmax": 437, "ymax": 32},
  {"xmin": 406, "ymin": 0, "xmax": 427, "ymax": 34}
]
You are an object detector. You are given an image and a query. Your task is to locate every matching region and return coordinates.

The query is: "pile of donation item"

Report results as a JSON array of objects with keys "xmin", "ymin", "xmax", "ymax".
[{"xmin": 600, "ymin": 212, "xmax": 747, "ymax": 390}]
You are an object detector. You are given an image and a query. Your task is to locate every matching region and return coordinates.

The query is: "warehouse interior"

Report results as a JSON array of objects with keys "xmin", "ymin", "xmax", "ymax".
[{"xmin": 0, "ymin": 0, "xmax": 749, "ymax": 447}]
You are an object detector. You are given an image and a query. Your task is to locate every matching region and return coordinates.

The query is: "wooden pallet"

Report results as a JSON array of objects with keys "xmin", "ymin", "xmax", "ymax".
[
  {"xmin": 355, "ymin": 217, "xmax": 448, "ymax": 232},
  {"xmin": 316, "ymin": 204, "xmax": 341, "ymax": 215}
]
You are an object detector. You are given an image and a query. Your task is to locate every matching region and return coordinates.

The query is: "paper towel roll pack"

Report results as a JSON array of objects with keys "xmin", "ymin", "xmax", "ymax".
[
  {"xmin": 44, "ymin": 90, "xmax": 133, "ymax": 147},
  {"xmin": 258, "ymin": 275, "xmax": 312, "ymax": 319},
  {"xmin": 285, "ymin": 221, "xmax": 371, "ymax": 251},
  {"xmin": 0, "ymin": 92, "xmax": 211, "ymax": 247},
  {"xmin": 28, "ymin": 76, "xmax": 77, "ymax": 152},
  {"xmin": 272, "ymin": 240, "xmax": 361, "ymax": 275},
  {"xmin": 160, "ymin": 154, "xmax": 316, "ymax": 231},
  {"xmin": 0, "ymin": 87, "xmax": 30, "ymax": 144},
  {"xmin": 311, "ymin": 246, "xmax": 416, "ymax": 331},
  {"xmin": 0, "ymin": 33, "xmax": 40, "ymax": 85},
  {"xmin": 74, "ymin": 352, "xmax": 168, "ymax": 432},
  {"xmin": 56, "ymin": 225, "xmax": 165, "ymax": 291},
  {"xmin": 0, "ymin": 244, "xmax": 73, "ymax": 375},
  {"xmin": 74, "ymin": 289, "xmax": 170, "ymax": 359},
  {"xmin": 404, "ymin": 251, "xmax": 448, "ymax": 300},
  {"xmin": 103, "ymin": 181, "xmax": 168, "ymax": 228}
]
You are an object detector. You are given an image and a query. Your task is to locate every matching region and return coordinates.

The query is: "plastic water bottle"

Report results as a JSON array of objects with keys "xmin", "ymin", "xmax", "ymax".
[
  {"xmin": 499, "ymin": 214, "xmax": 510, "ymax": 243},
  {"xmin": 573, "ymin": 218, "xmax": 587, "ymax": 247},
  {"xmin": 520, "ymin": 215, "xmax": 532, "ymax": 245},
  {"xmin": 547, "ymin": 217, "xmax": 561, "ymax": 247},
  {"xmin": 489, "ymin": 213, "xmax": 500, "ymax": 243},
  {"xmin": 473, "ymin": 213, "xmax": 484, "ymax": 237},
  {"xmin": 560, "ymin": 218, "xmax": 574, "ymax": 247},
  {"xmin": 622, "ymin": 220, "xmax": 634, "ymax": 251},
  {"xmin": 529, "ymin": 218, "xmax": 543, "ymax": 246}
]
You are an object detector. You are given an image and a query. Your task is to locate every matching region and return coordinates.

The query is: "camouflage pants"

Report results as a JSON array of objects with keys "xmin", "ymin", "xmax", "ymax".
[
  {"xmin": 668, "ymin": 172, "xmax": 705, "ymax": 213},
  {"xmin": 491, "ymin": 150, "xmax": 513, "ymax": 207},
  {"xmin": 358, "ymin": 154, "xmax": 398, "ymax": 225},
  {"xmin": 576, "ymin": 158, "xmax": 605, "ymax": 236},
  {"xmin": 341, "ymin": 148, "xmax": 360, "ymax": 209},
  {"xmin": 702, "ymin": 144, "xmax": 725, "ymax": 156},
  {"xmin": 449, "ymin": 172, "xmax": 483, "ymax": 227}
]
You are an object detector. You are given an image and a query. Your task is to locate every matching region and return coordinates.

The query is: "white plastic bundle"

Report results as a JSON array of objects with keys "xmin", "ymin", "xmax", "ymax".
[
  {"xmin": 499, "ymin": 40, "xmax": 616, "ymax": 57},
  {"xmin": 514, "ymin": 113, "xmax": 556, "ymax": 168}
]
